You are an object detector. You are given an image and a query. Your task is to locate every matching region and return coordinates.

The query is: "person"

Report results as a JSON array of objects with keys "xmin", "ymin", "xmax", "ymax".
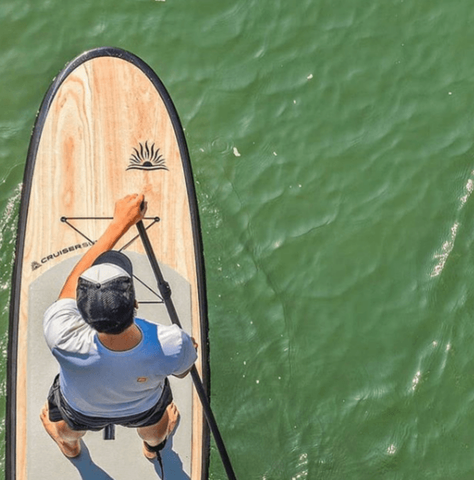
[{"xmin": 40, "ymin": 193, "xmax": 197, "ymax": 462}]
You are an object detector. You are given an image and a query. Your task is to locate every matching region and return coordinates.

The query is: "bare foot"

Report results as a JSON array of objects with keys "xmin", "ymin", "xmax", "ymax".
[
  {"xmin": 143, "ymin": 402, "xmax": 180, "ymax": 460},
  {"xmin": 40, "ymin": 403, "xmax": 81, "ymax": 458}
]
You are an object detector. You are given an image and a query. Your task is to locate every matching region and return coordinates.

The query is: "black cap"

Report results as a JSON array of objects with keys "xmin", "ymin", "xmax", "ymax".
[{"xmin": 76, "ymin": 251, "xmax": 135, "ymax": 334}]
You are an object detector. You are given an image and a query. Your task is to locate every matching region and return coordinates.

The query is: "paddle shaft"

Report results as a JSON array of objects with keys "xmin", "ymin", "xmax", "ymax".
[{"xmin": 136, "ymin": 220, "xmax": 237, "ymax": 480}]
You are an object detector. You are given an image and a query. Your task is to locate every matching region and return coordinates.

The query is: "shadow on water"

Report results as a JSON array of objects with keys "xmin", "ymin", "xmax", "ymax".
[{"xmin": 68, "ymin": 437, "xmax": 190, "ymax": 480}]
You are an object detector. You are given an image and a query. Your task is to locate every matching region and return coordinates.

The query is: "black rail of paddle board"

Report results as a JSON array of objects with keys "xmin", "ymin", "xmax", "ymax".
[{"xmin": 7, "ymin": 46, "xmax": 210, "ymax": 480}]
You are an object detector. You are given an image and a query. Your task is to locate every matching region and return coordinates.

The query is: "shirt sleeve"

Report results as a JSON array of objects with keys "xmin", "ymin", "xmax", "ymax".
[
  {"xmin": 43, "ymin": 298, "xmax": 96, "ymax": 354},
  {"xmin": 174, "ymin": 329, "xmax": 198, "ymax": 375},
  {"xmin": 158, "ymin": 324, "xmax": 198, "ymax": 376}
]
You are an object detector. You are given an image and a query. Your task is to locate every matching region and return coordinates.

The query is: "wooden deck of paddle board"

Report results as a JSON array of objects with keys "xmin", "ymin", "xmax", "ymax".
[{"xmin": 8, "ymin": 48, "xmax": 209, "ymax": 479}]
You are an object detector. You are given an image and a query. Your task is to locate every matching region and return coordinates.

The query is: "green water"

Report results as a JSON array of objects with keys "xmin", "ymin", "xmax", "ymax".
[{"xmin": 2, "ymin": 0, "xmax": 474, "ymax": 478}]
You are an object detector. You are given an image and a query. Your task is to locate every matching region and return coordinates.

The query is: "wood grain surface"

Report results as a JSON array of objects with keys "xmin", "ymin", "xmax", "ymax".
[{"xmin": 15, "ymin": 53, "xmax": 206, "ymax": 479}]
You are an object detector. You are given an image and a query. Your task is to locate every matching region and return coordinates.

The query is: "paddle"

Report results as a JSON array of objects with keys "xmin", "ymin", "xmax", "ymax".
[{"xmin": 136, "ymin": 220, "xmax": 238, "ymax": 480}]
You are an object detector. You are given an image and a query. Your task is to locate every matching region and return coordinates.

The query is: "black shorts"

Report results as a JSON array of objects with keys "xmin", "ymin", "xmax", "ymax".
[{"xmin": 47, "ymin": 374, "xmax": 173, "ymax": 431}]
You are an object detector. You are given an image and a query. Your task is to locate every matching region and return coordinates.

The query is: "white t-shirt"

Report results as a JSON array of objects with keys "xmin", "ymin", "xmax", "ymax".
[{"xmin": 43, "ymin": 298, "xmax": 197, "ymax": 417}]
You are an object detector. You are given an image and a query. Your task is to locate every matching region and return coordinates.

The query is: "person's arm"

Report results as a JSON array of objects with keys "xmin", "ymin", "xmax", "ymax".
[
  {"xmin": 58, "ymin": 193, "xmax": 147, "ymax": 299},
  {"xmin": 173, "ymin": 366, "xmax": 194, "ymax": 379}
]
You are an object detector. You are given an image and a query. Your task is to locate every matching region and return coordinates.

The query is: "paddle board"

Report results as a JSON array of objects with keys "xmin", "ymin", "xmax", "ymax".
[{"xmin": 7, "ymin": 47, "xmax": 209, "ymax": 480}]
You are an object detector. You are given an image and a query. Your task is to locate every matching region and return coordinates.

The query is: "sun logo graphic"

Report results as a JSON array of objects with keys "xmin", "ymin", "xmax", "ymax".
[{"xmin": 127, "ymin": 141, "xmax": 168, "ymax": 171}]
